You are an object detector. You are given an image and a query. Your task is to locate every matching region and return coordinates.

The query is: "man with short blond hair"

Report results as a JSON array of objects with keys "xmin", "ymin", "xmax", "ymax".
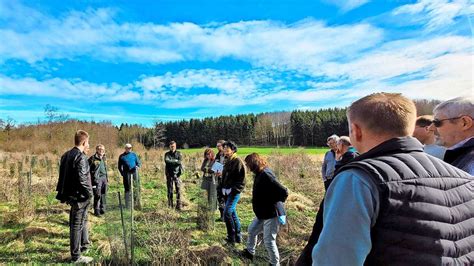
[
  {"xmin": 299, "ymin": 93, "xmax": 473, "ymax": 265},
  {"xmin": 56, "ymin": 130, "xmax": 93, "ymax": 263},
  {"xmin": 430, "ymin": 96, "xmax": 474, "ymax": 174}
]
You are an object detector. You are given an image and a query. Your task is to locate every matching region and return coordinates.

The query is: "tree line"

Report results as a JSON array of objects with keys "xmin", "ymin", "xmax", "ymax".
[{"xmin": 0, "ymin": 99, "xmax": 441, "ymax": 152}]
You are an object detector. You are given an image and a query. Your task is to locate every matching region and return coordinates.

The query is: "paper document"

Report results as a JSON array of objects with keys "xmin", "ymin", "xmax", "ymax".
[{"xmin": 211, "ymin": 162, "xmax": 223, "ymax": 173}]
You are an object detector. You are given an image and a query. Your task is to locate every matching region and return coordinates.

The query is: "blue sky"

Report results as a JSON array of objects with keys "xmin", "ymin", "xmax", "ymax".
[{"xmin": 0, "ymin": 0, "xmax": 472, "ymax": 127}]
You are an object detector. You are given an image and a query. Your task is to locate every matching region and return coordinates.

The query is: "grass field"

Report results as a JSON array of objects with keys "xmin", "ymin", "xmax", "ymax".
[
  {"xmin": 0, "ymin": 148, "xmax": 325, "ymax": 264},
  {"xmin": 180, "ymin": 146, "xmax": 328, "ymax": 156}
]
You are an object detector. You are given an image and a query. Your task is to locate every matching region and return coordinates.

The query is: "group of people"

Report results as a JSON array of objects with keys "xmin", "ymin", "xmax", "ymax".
[
  {"xmin": 55, "ymin": 93, "xmax": 473, "ymax": 265},
  {"xmin": 55, "ymin": 134, "xmax": 290, "ymax": 264},
  {"xmin": 297, "ymin": 94, "xmax": 473, "ymax": 265}
]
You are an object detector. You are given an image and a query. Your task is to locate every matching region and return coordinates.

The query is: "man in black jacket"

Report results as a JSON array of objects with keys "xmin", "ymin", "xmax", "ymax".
[
  {"xmin": 88, "ymin": 144, "xmax": 108, "ymax": 216},
  {"xmin": 56, "ymin": 130, "xmax": 93, "ymax": 264},
  {"xmin": 164, "ymin": 141, "xmax": 183, "ymax": 210}
]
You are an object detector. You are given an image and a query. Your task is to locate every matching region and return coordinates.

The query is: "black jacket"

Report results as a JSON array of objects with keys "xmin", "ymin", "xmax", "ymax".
[
  {"xmin": 222, "ymin": 154, "xmax": 246, "ymax": 193},
  {"xmin": 56, "ymin": 147, "xmax": 93, "ymax": 203},
  {"xmin": 334, "ymin": 146, "xmax": 359, "ymax": 171},
  {"xmin": 252, "ymin": 168, "xmax": 288, "ymax": 219},
  {"xmin": 88, "ymin": 154, "xmax": 108, "ymax": 185},
  {"xmin": 164, "ymin": 150, "xmax": 182, "ymax": 177},
  {"xmin": 444, "ymin": 137, "xmax": 474, "ymax": 174}
]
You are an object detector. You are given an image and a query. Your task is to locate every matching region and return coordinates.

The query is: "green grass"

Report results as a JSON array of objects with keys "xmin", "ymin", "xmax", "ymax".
[{"xmin": 180, "ymin": 146, "xmax": 328, "ymax": 156}]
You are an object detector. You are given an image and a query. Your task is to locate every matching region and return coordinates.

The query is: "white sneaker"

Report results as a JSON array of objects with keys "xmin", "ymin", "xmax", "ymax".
[{"xmin": 73, "ymin": 256, "xmax": 93, "ymax": 264}]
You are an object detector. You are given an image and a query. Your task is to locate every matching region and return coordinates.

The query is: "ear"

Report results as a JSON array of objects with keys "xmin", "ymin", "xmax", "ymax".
[
  {"xmin": 350, "ymin": 122, "xmax": 363, "ymax": 142},
  {"xmin": 460, "ymin": 115, "xmax": 473, "ymax": 130}
]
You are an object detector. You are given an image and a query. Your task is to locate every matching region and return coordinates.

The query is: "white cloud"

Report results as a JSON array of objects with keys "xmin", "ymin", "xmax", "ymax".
[
  {"xmin": 323, "ymin": 0, "xmax": 370, "ymax": 12},
  {"xmin": 0, "ymin": 75, "xmax": 139, "ymax": 102},
  {"xmin": 393, "ymin": 0, "xmax": 473, "ymax": 31},
  {"xmin": 137, "ymin": 69, "xmax": 271, "ymax": 95},
  {"xmin": 0, "ymin": 2, "xmax": 383, "ymax": 70}
]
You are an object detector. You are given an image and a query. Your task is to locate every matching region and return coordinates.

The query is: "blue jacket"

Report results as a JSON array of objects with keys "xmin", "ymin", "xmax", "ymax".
[{"xmin": 118, "ymin": 152, "xmax": 141, "ymax": 176}]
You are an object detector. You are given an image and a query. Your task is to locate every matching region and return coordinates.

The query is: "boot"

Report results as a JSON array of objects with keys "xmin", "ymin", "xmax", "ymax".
[
  {"xmin": 216, "ymin": 208, "xmax": 224, "ymax": 222},
  {"xmin": 235, "ymin": 233, "xmax": 242, "ymax": 243}
]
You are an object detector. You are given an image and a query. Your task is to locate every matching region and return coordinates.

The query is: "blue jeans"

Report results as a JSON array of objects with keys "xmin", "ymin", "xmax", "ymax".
[
  {"xmin": 247, "ymin": 217, "xmax": 280, "ymax": 265},
  {"xmin": 224, "ymin": 192, "xmax": 241, "ymax": 241}
]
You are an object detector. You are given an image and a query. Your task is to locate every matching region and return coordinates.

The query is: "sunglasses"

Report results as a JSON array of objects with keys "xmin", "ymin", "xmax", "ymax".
[{"xmin": 431, "ymin": 115, "xmax": 468, "ymax": 127}]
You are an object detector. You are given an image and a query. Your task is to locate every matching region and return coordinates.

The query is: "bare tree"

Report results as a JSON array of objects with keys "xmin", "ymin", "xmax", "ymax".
[{"xmin": 44, "ymin": 104, "xmax": 69, "ymax": 123}]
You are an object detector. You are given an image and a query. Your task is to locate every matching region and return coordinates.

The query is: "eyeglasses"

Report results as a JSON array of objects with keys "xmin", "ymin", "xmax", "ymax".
[{"xmin": 432, "ymin": 116, "xmax": 469, "ymax": 127}]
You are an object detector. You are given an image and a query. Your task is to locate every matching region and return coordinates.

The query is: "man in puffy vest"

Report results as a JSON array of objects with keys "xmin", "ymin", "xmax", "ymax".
[{"xmin": 300, "ymin": 93, "xmax": 473, "ymax": 265}]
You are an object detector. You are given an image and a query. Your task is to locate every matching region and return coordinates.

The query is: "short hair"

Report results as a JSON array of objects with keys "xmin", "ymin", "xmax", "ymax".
[
  {"xmin": 204, "ymin": 148, "xmax": 215, "ymax": 160},
  {"xmin": 169, "ymin": 141, "xmax": 176, "ymax": 146},
  {"xmin": 337, "ymin": 136, "xmax": 351, "ymax": 146},
  {"xmin": 244, "ymin": 153, "xmax": 268, "ymax": 173},
  {"xmin": 433, "ymin": 96, "xmax": 474, "ymax": 118},
  {"xmin": 74, "ymin": 130, "xmax": 89, "ymax": 146},
  {"xmin": 96, "ymin": 144, "xmax": 105, "ymax": 150},
  {"xmin": 223, "ymin": 141, "xmax": 238, "ymax": 152},
  {"xmin": 216, "ymin": 140, "xmax": 225, "ymax": 145},
  {"xmin": 327, "ymin": 134, "xmax": 340, "ymax": 142},
  {"xmin": 416, "ymin": 115, "xmax": 433, "ymax": 127},
  {"xmin": 347, "ymin": 93, "xmax": 416, "ymax": 136}
]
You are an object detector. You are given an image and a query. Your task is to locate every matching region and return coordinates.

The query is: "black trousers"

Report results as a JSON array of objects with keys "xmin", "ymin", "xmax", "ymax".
[
  {"xmin": 166, "ymin": 175, "xmax": 181, "ymax": 208},
  {"xmin": 69, "ymin": 200, "xmax": 90, "ymax": 260},
  {"xmin": 216, "ymin": 176, "xmax": 225, "ymax": 217},
  {"xmin": 93, "ymin": 177, "xmax": 107, "ymax": 213}
]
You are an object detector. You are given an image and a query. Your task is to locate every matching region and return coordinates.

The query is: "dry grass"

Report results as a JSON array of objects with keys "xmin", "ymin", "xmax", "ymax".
[{"xmin": 0, "ymin": 148, "xmax": 326, "ymax": 264}]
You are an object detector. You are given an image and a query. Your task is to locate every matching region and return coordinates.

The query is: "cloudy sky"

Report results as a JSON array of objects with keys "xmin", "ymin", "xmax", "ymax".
[{"xmin": 0, "ymin": 0, "xmax": 472, "ymax": 126}]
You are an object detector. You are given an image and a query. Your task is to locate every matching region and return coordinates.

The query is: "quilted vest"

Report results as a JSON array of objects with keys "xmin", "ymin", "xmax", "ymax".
[{"xmin": 335, "ymin": 137, "xmax": 474, "ymax": 265}]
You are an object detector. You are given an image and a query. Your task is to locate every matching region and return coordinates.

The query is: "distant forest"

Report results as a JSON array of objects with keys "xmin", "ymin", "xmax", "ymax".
[{"xmin": 0, "ymin": 99, "xmax": 441, "ymax": 153}]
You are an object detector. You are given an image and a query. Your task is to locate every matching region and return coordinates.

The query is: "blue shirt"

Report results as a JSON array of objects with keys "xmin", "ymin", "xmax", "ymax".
[
  {"xmin": 312, "ymin": 169, "xmax": 380, "ymax": 265},
  {"xmin": 321, "ymin": 150, "xmax": 336, "ymax": 181}
]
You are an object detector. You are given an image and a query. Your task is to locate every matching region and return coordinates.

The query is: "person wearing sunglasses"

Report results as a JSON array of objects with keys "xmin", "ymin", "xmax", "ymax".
[
  {"xmin": 429, "ymin": 96, "xmax": 474, "ymax": 175},
  {"xmin": 412, "ymin": 115, "xmax": 446, "ymax": 159}
]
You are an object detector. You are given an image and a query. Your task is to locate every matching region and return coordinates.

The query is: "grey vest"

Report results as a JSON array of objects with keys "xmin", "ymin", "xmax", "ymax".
[{"xmin": 337, "ymin": 137, "xmax": 474, "ymax": 265}]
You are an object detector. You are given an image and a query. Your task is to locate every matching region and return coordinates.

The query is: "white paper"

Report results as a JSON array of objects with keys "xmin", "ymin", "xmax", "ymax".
[{"xmin": 211, "ymin": 161, "xmax": 223, "ymax": 173}]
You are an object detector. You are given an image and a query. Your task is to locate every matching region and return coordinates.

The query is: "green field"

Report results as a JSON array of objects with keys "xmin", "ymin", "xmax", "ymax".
[{"xmin": 180, "ymin": 146, "xmax": 328, "ymax": 156}]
